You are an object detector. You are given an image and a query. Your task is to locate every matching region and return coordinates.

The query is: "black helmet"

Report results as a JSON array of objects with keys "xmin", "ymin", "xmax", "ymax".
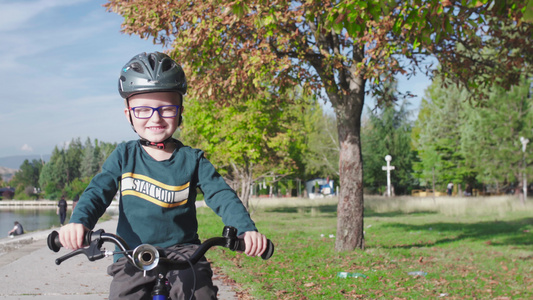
[{"xmin": 118, "ymin": 52, "xmax": 187, "ymax": 99}]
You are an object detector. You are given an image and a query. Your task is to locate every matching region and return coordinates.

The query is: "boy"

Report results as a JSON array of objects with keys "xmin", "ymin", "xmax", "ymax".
[{"xmin": 58, "ymin": 52, "xmax": 268, "ymax": 300}]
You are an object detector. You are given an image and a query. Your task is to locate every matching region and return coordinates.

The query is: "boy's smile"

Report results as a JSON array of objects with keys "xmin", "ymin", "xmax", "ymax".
[
  {"xmin": 125, "ymin": 92, "xmax": 183, "ymax": 143},
  {"xmin": 146, "ymin": 125, "xmax": 167, "ymax": 133}
]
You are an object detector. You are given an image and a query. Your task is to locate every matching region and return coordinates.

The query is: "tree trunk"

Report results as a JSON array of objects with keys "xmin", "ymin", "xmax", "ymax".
[
  {"xmin": 333, "ymin": 77, "xmax": 366, "ymax": 252},
  {"xmin": 240, "ymin": 172, "xmax": 252, "ymax": 210},
  {"xmin": 432, "ymin": 167, "xmax": 436, "ymax": 198},
  {"xmin": 517, "ymin": 173, "xmax": 525, "ymax": 204},
  {"xmin": 231, "ymin": 162, "xmax": 252, "ymax": 210},
  {"xmin": 310, "ymin": 35, "xmax": 366, "ymax": 251}
]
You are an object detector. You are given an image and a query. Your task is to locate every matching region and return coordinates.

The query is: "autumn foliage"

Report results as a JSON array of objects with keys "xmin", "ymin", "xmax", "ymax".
[{"xmin": 105, "ymin": 0, "xmax": 532, "ymax": 251}]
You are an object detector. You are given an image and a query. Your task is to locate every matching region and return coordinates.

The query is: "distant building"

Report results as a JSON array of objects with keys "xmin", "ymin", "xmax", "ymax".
[
  {"xmin": 0, "ymin": 187, "xmax": 15, "ymax": 200},
  {"xmin": 305, "ymin": 178, "xmax": 335, "ymax": 199}
]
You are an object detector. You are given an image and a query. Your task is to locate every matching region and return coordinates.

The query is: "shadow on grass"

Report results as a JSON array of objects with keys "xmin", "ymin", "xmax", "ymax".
[
  {"xmin": 265, "ymin": 205, "xmax": 338, "ymax": 216},
  {"xmin": 365, "ymin": 208, "xmax": 438, "ymax": 218},
  {"xmin": 263, "ymin": 204, "xmax": 532, "ymax": 249},
  {"xmin": 381, "ymin": 218, "xmax": 533, "ymax": 248},
  {"xmin": 265, "ymin": 205, "xmax": 438, "ymax": 218}
]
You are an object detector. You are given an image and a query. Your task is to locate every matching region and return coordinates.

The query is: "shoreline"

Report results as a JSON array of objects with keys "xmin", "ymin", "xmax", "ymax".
[
  {"xmin": 0, "ymin": 200, "xmax": 120, "ymax": 210},
  {"xmin": 0, "ymin": 197, "xmax": 334, "ymax": 210}
]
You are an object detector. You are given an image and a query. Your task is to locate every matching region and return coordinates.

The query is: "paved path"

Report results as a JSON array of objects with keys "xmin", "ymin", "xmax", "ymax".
[{"xmin": 0, "ymin": 217, "xmax": 237, "ymax": 300}]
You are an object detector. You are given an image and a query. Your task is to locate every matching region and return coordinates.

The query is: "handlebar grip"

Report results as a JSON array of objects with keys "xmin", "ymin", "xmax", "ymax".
[
  {"xmin": 47, "ymin": 230, "xmax": 95, "ymax": 252},
  {"xmin": 262, "ymin": 239, "xmax": 275, "ymax": 260},
  {"xmin": 234, "ymin": 238, "xmax": 275, "ymax": 260},
  {"xmin": 47, "ymin": 230, "xmax": 61, "ymax": 252}
]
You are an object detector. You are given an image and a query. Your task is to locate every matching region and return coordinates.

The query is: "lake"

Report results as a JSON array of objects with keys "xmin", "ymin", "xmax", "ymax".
[{"xmin": 1, "ymin": 209, "xmax": 68, "ymax": 237}]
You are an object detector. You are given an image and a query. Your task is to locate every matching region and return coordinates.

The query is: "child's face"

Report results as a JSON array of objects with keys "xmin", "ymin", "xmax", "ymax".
[{"xmin": 125, "ymin": 92, "xmax": 183, "ymax": 143}]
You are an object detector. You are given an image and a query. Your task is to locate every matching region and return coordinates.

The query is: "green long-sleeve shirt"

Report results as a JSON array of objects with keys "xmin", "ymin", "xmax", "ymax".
[{"xmin": 70, "ymin": 139, "xmax": 257, "ymax": 249}]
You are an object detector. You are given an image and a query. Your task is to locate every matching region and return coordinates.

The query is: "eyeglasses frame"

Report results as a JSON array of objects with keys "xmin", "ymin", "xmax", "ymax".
[{"xmin": 129, "ymin": 105, "xmax": 181, "ymax": 119}]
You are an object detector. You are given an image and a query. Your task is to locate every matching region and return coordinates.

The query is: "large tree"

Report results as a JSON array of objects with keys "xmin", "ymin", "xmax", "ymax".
[
  {"xmin": 39, "ymin": 146, "xmax": 67, "ymax": 199},
  {"xmin": 105, "ymin": 0, "xmax": 532, "ymax": 251},
  {"xmin": 177, "ymin": 87, "xmax": 308, "ymax": 209},
  {"xmin": 413, "ymin": 76, "xmax": 533, "ymax": 196},
  {"xmin": 80, "ymin": 137, "xmax": 100, "ymax": 179},
  {"xmin": 412, "ymin": 76, "xmax": 474, "ymax": 192},
  {"xmin": 362, "ymin": 98, "xmax": 417, "ymax": 195},
  {"xmin": 461, "ymin": 78, "xmax": 533, "ymax": 196},
  {"xmin": 39, "ymin": 138, "xmax": 118, "ymax": 199},
  {"xmin": 10, "ymin": 159, "xmax": 44, "ymax": 198}
]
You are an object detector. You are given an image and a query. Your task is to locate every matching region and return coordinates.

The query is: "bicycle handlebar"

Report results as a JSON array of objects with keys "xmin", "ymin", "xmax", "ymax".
[{"xmin": 47, "ymin": 226, "xmax": 274, "ymax": 271}]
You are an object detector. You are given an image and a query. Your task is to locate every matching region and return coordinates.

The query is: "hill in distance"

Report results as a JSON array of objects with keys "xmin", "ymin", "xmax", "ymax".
[
  {"xmin": 0, "ymin": 154, "xmax": 51, "ymax": 170},
  {"xmin": 0, "ymin": 166, "xmax": 18, "ymax": 182}
]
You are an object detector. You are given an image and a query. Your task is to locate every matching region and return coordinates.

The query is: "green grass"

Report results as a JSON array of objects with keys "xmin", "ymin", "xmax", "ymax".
[{"xmin": 197, "ymin": 197, "xmax": 533, "ymax": 299}]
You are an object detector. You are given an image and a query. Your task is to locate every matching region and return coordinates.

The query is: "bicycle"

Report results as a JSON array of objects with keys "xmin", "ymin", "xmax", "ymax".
[{"xmin": 47, "ymin": 226, "xmax": 274, "ymax": 300}]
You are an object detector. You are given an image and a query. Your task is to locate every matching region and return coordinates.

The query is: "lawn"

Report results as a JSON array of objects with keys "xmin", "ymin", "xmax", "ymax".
[{"xmin": 197, "ymin": 196, "xmax": 533, "ymax": 299}]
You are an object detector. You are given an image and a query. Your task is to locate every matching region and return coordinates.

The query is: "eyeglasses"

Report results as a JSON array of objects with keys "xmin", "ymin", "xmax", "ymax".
[{"xmin": 129, "ymin": 105, "xmax": 180, "ymax": 119}]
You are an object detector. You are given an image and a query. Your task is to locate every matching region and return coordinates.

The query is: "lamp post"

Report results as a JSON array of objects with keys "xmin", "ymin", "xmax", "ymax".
[
  {"xmin": 520, "ymin": 136, "xmax": 529, "ymax": 200},
  {"xmin": 382, "ymin": 155, "xmax": 395, "ymax": 197}
]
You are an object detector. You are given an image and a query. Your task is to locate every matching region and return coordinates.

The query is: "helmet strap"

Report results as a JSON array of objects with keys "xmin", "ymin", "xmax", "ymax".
[
  {"xmin": 139, "ymin": 137, "xmax": 174, "ymax": 149},
  {"xmin": 126, "ymin": 98, "xmax": 137, "ymax": 133}
]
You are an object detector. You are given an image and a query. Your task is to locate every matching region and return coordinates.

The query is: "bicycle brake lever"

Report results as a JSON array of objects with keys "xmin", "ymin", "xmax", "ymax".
[
  {"xmin": 54, "ymin": 236, "xmax": 105, "ymax": 265},
  {"xmin": 54, "ymin": 248, "xmax": 85, "ymax": 265}
]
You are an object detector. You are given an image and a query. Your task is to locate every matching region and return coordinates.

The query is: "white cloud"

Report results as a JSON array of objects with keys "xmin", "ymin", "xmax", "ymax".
[
  {"xmin": 20, "ymin": 144, "xmax": 33, "ymax": 152},
  {"xmin": 0, "ymin": 0, "xmax": 90, "ymax": 32},
  {"xmin": 60, "ymin": 140, "xmax": 71, "ymax": 150},
  {"xmin": 0, "ymin": 0, "xmax": 168, "ymax": 157}
]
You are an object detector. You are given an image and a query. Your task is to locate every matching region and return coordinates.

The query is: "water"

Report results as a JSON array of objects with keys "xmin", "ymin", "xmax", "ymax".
[{"xmin": 0, "ymin": 209, "xmax": 69, "ymax": 237}]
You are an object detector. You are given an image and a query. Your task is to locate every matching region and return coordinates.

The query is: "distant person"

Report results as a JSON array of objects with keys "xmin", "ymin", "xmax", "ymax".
[
  {"xmin": 57, "ymin": 196, "xmax": 68, "ymax": 225},
  {"xmin": 447, "ymin": 182, "xmax": 454, "ymax": 196},
  {"xmin": 7, "ymin": 221, "xmax": 24, "ymax": 237},
  {"xmin": 465, "ymin": 184, "xmax": 473, "ymax": 197}
]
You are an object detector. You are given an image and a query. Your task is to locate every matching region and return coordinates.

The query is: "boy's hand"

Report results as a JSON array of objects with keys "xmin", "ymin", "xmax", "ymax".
[
  {"xmin": 58, "ymin": 223, "xmax": 88, "ymax": 250},
  {"xmin": 242, "ymin": 231, "xmax": 268, "ymax": 257}
]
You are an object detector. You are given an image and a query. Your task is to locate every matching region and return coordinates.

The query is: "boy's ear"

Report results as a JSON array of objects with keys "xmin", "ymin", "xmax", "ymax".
[
  {"xmin": 124, "ymin": 107, "xmax": 135, "ymax": 128},
  {"xmin": 124, "ymin": 107, "xmax": 131, "ymax": 121}
]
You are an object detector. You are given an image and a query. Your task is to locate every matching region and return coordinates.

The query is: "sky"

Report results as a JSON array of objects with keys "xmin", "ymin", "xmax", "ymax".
[{"xmin": 0, "ymin": 0, "xmax": 431, "ymax": 159}]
